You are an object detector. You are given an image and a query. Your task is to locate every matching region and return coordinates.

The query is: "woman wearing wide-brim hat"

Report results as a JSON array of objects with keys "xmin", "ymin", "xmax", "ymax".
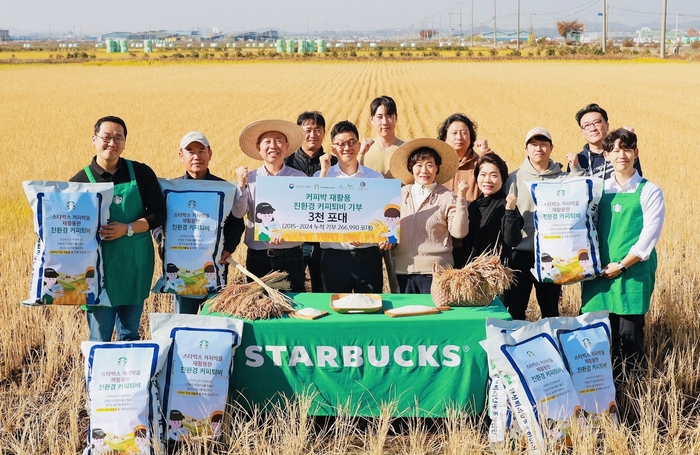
[
  {"xmin": 388, "ymin": 138, "xmax": 470, "ymax": 294},
  {"xmin": 233, "ymin": 119, "xmax": 308, "ymax": 292}
]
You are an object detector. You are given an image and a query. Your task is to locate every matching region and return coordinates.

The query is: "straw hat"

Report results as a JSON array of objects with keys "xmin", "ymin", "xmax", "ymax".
[
  {"xmin": 238, "ymin": 119, "xmax": 304, "ymax": 160},
  {"xmin": 389, "ymin": 138, "xmax": 460, "ymax": 185}
]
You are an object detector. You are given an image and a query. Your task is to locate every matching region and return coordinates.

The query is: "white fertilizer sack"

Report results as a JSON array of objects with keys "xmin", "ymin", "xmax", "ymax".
[
  {"xmin": 530, "ymin": 177, "xmax": 602, "ymax": 285},
  {"xmin": 81, "ymin": 339, "xmax": 172, "ymax": 455},
  {"xmin": 550, "ymin": 312, "xmax": 617, "ymax": 420},
  {"xmin": 23, "ymin": 181, "xmax": 113, "ymax": 306},
  {"xmin": 481, "ymin": 320, "xmax": 581, "ymax": 454},
  {"xmin": 150, "ymin": 313, "xmax": 244, "ymax": 442},
  {"xmin": 153, "ymin": 179, "xmax": 236, "ymax": 298},
  {"xmin": 484, "ymin": 319, "xmax": 531, "ymax": 445}
]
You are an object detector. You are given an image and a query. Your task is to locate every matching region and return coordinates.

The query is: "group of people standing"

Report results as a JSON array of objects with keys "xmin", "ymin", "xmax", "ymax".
[{"xmin": 72, "ymin": 98, "xmax": 664, "ymax": 371}]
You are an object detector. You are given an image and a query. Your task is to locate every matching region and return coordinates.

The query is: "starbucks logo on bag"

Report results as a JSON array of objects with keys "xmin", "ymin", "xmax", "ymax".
[
  {"xmin": 66, "ymin": 201, "xmax": 77, "ymax": 211},
  {"xmin": 118, "ymin": 357, "xmax": 127, "ymax": 366},
  {"xmin": 199, "ymin": 340, "xmax": 209, "ymax": 349},
  {"xmin": 556, "ymin": 189, "xmax": 566, "ymax": 197},
  {"xmin": 188, "ymin": 200, "xmax": 197, "ymax": 209},
  {"xmin": 113, "ymin": 195, "xmax": 123, "ymax": 205},
  {"xmin": 613, "ymin": 203, "xmax": 623, "ymax": 213}
]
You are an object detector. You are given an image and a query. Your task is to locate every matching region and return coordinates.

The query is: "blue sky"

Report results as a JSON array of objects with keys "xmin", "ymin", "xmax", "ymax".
[{"xmin": 3, "ymin": 0, "xmax": 697, "ymax": 36}]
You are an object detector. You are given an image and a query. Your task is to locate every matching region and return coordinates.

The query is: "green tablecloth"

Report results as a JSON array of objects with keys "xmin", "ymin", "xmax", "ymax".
[{"xmin": 201, "ymin": 293, "xmax": 511, "ymax": 417}]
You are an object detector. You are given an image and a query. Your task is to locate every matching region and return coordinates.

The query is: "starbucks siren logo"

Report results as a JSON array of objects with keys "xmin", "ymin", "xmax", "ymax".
[
  {"xmin": 613, "ymin": 203, "xmax": 623, "ymax": 213},
  {"xmin": 556, "ymin": 189, "xmax": 566, "ymax": 197},
  {"xmin": 118, "ymin": 357, "xmax": 127, "ymax": 366},
  {"xmin": 113, "ymin": 195, "xmax": 123, "ymax": 205},
  {"xmin": 66, "ymin": 201, "xmax": 77, "ymax": 211},
  {"xmin": 188, "ymin": 200, "xmax": 197, "ymax": 209},
  {"xmin": 199, "ymin": 340, "xmax": 209, "ymax": 349}
]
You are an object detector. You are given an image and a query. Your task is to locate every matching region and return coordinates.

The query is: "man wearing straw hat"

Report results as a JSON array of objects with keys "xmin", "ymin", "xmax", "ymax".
[
  {"xmin": 387, "ymin": 137, "xmax": 469, "ymax": 294},
  {"xmin": 235, "ymin": 119, "xmax": 307, "ymax": 292}
]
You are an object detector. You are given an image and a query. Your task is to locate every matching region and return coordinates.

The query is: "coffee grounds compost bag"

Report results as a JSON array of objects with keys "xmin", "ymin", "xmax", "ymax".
[
  {"xmin": 150, "ymin": 313, "xmax": 244, "ymax": 442},
  {"xmin": 153, "ymin": 179, "xmax": 237, "ymax": 298},
  {"xmin": 549, "ymin": 312, "xmax": 617, "ymax": 420},
  {"xmin": 530, "ymin": 177, "xmax": 602, "ymax": 285},
  {"xmin": 481, "ymin": 319, "xmax": 581, "ymax": 454},
  {"xmin": 23, "ymin": 181, "xmax": 113, "ymax": 306},
  {"xmin": 81, "ymin": 339, "xmax": 172, "ymax": 455},
  {"xmin": 484, "ymin": 319, "xmax": 531, "ymax": 445}
]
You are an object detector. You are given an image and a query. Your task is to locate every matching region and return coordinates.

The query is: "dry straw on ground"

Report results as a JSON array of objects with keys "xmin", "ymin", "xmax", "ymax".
[{"xmin": 0, "ymin": 59, "xmax": 698, "ymax": 453}]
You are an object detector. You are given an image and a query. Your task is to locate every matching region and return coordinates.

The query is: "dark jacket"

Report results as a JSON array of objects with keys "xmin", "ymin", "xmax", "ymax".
[
  {"xmin": 570, "ymin": 144, "xmax": 643, "ymax": 179},
  {"xmin": 460, "ymin": 189, "xmax": 523, "ymax": 266}
]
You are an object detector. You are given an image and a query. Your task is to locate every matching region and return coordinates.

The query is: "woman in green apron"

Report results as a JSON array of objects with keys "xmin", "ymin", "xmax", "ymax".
[
  {"xmin": 581, "ymin": 128, "xmax": 665, "ymax": 372},
  {"xmin": 70, "ymin": 116, "xmax": 166, "ymax": 341}
]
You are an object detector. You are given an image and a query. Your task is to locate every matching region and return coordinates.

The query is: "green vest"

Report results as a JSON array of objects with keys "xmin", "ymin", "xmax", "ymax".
[
  {"xmin": 581, "ymin": 179, "xmax": 657, "ymax": 315},
  {"xmin": 85, "ymin": 159, "xmax": 155, "ymax": 308}
]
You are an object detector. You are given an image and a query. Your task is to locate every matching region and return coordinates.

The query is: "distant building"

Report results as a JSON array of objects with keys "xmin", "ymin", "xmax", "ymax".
[
  {"xmin": 635, "ymin": 27, "xmax": 661, "ymax": 44},
  {"xmin": 129, "ymin": 30, "xmax": 173, "ymax": 40},
  {"xmin": 0, "ymin": 30, "xmax": 10, "ymax": 41},
  {"xmin": 481, "ymin": 30, "xmax": 529, "ymax": 42},
  {"xmin": 98, "ymin": 32, "xmax": 132, "ymax": 42},
  {"xmin": 234, "ymin": 30, "xmax": 278, "ymax": 41}
]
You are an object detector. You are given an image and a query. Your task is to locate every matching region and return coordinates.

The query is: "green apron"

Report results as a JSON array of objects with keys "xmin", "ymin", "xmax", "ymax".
[
  {"xmin": 581, "ymin": 179, "xmax": 656, "ymax": 315},
  {"xmin": 85, "ymin": 159, "xmax": 155, "ymax": 308}
]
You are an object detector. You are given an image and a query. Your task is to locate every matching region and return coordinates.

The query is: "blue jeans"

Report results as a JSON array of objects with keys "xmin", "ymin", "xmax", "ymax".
[
  {"xmin": 175, "ymin": 295, "xmax": 206, "ymax": 315},
  {"xmin": 86, "ymin": 303, "xmax": 144, "ymax": 341}
]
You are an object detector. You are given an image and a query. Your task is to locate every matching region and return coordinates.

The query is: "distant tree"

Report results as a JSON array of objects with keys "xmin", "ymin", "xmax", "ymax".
[
  {"xmin": 688, "ymin": 28, "xmax": 697, "ymax": 37},
  {"xmin": 527, "ymin": 33, "xmax": 536, "ymax": 46},
  {"xmin": 556, "ymin": 20, "xmax": 585, "ymax": 39}
]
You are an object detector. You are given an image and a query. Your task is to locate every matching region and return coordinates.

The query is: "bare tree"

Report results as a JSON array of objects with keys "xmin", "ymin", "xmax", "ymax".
[{"xmin": 556, "ymin": 20, "xmax": 585, "ymax": 40}]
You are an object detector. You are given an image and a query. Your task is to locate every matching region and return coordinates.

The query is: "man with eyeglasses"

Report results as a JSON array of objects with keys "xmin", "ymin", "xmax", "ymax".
[
  {"xmin": 314, "ymin": 120, "xmax": 386, "ymax": 293},
  {"xmin": 284, "ymin": 111, "xmax": 337, "ymax": 292},
  {"xmin": 70, "ymin": 116, "xmax": 166, "ymax": 341},
  {"xmin": 573, "ymin": 103, "xmax": 642, "ymax": 179},
  {"xmin": 235, "ymin": 119, "xmax": 307, "ymax": 292}
]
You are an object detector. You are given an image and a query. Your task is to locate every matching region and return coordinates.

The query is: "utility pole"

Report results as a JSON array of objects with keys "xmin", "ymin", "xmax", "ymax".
[
  {"xmin": 471, "ymin": 0, "xmax": 474, "ymax": 47},
  {"xmin": 517, "ymin": 0, "xmax": 520, "ymax": 52},
  {"xmin": 459, "ymin": 2, "xmax": 465, "ymax": 41},
  {"xmin": 661, "ymin": 0, "xmax": 667, "ymax": 58},
  {"xmin": 448, "ymin": 9, "xmax": 456, "ymax": 42},
  {"xmin": 493, "ymin": 0, "xmax": 497, "ymax": 49},
  {"xmin": 602, "ymin": 0, "xmax": 607, "ymax": 52}
]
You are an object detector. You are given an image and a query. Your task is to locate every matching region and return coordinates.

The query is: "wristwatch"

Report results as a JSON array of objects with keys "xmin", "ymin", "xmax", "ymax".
[
  {"xmin": 617, "ymin": 262, "xmax": 627, "ymax": 273},
  {"xmin": 127, "ymin": 223, "xmax": 134, "ymax": 237}
]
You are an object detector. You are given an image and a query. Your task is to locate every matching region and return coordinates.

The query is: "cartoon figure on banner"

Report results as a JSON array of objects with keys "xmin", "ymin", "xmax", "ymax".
[
  {"xmin": 168, "ymin": 409, "xmax": 189, "ymax": 441},
  {"xmin": 91, "ymin": 428, "xmax": 111, "ymax": 454},
  {"xmin": 134, "ymin": 425, "xmax": 150, "ymax": 455},
  {"xmin": 540, "ymin": 253, "xmax": 562, "ymax": 284},
  {"xmin": 379, "ymin": 203, "xmax": 401, "ymax": 244},
  {"xmin": 162, "ymin": 263, "xmax": 186, "ymax": 294},
  {"xmin": 42, "ymin": 268, "xmax": 64, "ymax": 304},
  {"xmin": 210, "ymin": 410, "xmax": 224, "ymax": 438},
  {"xmin": 82, "ymin": 267, "xmax": 96, "ymax": 305},
  {"xmin": 255, "ymin": 202, "xmax": 283, "ymax": 242},
  {"xmin": 203, "ymin": 262, "xmax": 218, "ymax": 293}
]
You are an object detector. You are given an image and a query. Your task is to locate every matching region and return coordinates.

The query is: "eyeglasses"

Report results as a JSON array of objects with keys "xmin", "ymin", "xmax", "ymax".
[
  {"xmin": 332, "ymin": 139, "xmax": 359, "ymax": 149},
  {"xmin": 580, "ymin": 119, "xmax": 605, "ymax": 131},
  {"xmin": 95, "ymin": 134, "xmax": 125, "ymax": 145}
]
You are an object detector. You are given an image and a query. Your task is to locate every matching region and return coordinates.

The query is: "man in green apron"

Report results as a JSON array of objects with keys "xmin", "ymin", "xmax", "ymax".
[
  {"xmin": 70, "ymin": 116, "xmax": 166, "ymax": 341},
  {"xmin": 581, "ymin": 128, "xmax": 665, "ymax": 373}
]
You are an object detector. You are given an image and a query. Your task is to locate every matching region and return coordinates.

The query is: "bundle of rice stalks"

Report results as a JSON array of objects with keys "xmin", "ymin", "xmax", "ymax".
[
  {"xmin": 207, "ymin": 258, "xmax": 296, "ymax": 320},
  {"xmin": 432, "ymin": 250, "xmax": 516, "ymax": 306}
]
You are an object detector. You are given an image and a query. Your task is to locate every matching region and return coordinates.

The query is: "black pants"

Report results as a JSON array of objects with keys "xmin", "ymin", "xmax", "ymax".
[
  {"xmin": 501, "ymin": 250, "xmax": 561, "ymax": 320},
  {"xmin": 396, "ymin": 274, "xmax": 433, "ymax": 294},
  {"xmin": 246, "ymin": 246, "xmax": 306, "ymax": 293},
  {"xmin": 303, "ymin": 242, "xmax": 324, "ymax": 293},
  {"xmin": 609, "ymin": 313, "xmax": 645, "ymax": 377},
  {"xmin": 321, "ymin": 247, "xmax": 383, "ymax": 293}
]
